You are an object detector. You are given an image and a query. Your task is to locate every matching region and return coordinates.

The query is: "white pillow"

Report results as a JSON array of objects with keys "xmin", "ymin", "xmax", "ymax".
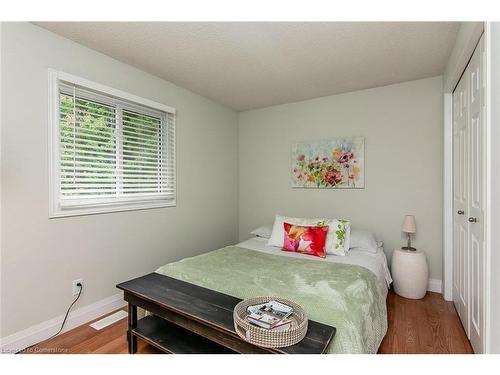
[
  {"xmin": 267, "ymin": 214, "xmax": 351, "ymax": 256},
  {"xmin": 250, "ymin": 225, "xmax": 273, "ymax": 239},
  {"xmin": 349, "ymin": 229, "xmax": 378, "ymax": 253}
]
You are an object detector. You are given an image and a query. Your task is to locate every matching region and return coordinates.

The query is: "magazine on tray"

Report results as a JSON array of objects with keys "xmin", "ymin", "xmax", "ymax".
[{"xmin": 246, "ymin": 300, "xmax": 293, "ymax": 330}]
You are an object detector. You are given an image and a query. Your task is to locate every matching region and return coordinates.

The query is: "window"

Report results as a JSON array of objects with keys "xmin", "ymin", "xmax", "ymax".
[{"xmin": 49, "ymin": 71, "xmax": 176, "ymax": 217}]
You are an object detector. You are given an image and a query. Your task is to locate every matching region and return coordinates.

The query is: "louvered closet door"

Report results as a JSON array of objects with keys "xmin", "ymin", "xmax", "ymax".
[{"xmin": 452, "ymin": 34, "xmax": 485, "ymax": 354}]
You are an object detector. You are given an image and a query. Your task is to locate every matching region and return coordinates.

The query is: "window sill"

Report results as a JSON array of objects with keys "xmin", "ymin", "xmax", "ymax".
[{"xmin": 49, "ymin": 199, "xmax": 176, "ymax": 219}]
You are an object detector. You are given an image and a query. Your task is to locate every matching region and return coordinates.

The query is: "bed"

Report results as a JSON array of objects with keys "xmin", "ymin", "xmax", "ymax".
[{"xmin": 154, "ymin": 236, "xmax": 391, "ymax": 354}]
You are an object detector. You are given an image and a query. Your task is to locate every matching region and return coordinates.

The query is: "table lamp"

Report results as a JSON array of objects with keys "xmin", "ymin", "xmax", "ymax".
[{"xmin": 402, "ymin": 215, "xmax": 416, "ymax": 251}]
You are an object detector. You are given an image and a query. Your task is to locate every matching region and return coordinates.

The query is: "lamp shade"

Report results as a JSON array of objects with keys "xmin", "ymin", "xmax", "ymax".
[{"xmin": 402, "ymin": 215, "xmax": 416, "ymax": 233}]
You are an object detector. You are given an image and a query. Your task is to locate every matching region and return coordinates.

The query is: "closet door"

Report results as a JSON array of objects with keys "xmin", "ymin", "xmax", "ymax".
[
  {"xmin": 467, "ymin": 36, "xmax": 485, "ymax": 354},
  {"xmin": 452, "ymin": 34, "xmax": 485, "ymax": 354},
  {"xmin": 453, "ymin": 67, "xmax": 469, "ymax": 335}
]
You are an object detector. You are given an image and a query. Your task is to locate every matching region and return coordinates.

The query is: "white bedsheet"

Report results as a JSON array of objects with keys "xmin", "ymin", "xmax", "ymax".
[{"xmin": 236, "ymin": 237, "xmax": 392, "ymax": 298}]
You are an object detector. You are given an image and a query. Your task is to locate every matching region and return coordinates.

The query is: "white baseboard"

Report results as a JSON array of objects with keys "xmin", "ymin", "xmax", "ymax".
[
  {"xmin": 428, "ymin": 278, "xmax": 443, "ymax": 294},
  {"xmin": 0, "ymin": 293, "xmax": 126, "ymax": 354}
]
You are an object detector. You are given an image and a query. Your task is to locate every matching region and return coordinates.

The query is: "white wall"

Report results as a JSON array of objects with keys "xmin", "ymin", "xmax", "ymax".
[
  {"xmin": 238, "ymin": 76, "xmax": 444, "ymax": 280},
  {"xmin": 487, "ymin": 22, "xmax": 500, "ymax": 354},
  {"xmin": 0, "ymin": 22, "xmax": 4, "ymax": 343},
  {"xmin": 0, "ymin": 23, "xmax": 239, "ymax": 337}
]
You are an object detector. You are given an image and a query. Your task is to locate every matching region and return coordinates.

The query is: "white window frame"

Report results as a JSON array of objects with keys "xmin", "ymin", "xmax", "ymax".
[{"xmin": 48, "ymin": 69, "xmax": 176, "ymax": 218}]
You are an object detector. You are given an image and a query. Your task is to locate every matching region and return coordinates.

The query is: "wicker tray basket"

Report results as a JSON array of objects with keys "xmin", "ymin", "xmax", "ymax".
[{"xmin": 233, "ymin": 296, "xmax": 308, "ymax": 348}]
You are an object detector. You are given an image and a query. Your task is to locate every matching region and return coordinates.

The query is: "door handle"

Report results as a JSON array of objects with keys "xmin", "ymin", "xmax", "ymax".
[
  {"xmin": 468, "ymin": 217, "xmax": 477, "ymax": 223},
  {"xmin": 457, "ymin": 210, "xmax": 465, "ymax": 215}
]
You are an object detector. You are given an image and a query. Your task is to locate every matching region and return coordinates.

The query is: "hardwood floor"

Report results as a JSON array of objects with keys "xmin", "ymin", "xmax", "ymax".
[
  {"xmin": 378, "ymin": 292, "xmax": 473, "ymax": 354},
  {"xmin": 22, "ymin": 312, "xmax": 161, "ymax": 354},
  {"xmin": 22, "ymin": 291, "xmax": 472, "ymax": 354}
]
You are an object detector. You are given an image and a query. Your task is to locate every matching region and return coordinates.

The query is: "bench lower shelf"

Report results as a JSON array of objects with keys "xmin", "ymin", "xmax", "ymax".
[{"xmin": 132, "ymin": 315, "xmax": 235, "ymax": 354}]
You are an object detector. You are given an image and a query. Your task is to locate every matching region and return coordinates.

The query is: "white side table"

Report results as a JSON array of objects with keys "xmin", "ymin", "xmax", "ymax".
[{"xmin": 391, "ymin": 248, "xmax": 429, "ymax": 299}]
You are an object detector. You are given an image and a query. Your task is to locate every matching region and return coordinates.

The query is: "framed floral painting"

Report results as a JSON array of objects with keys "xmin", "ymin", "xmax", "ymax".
[{"xmin": 291, "ymin": 137, "xmax": 365, "ymax": 189}]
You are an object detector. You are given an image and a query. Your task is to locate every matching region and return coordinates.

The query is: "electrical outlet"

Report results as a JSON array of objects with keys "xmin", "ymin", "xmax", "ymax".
[{"xmin": 72, "ymin": 279, "xmax": 83, "ymax": 296}]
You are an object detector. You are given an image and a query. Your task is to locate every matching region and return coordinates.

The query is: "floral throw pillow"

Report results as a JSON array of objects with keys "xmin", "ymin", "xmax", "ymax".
[
  {"xmin": 282, "ymin": 222, "xmax": 328, "ymax": 258},
  {"xmin": 325, "ymin": 219, "xmax": 351, "ymax": 256},
  {"xmin": 268, "ymin": 215, "xmax": 351, "ymax": 256}
]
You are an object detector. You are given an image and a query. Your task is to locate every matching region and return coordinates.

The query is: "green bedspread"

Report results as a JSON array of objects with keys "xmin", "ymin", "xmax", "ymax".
[{"xmin": 155, "ymin": 246, "xmax": 387, "ymax": 354}]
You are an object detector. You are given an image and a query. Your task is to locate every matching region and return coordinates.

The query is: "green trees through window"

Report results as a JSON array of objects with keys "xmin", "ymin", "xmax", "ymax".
[{"xmin": 59, "ymin": 92, "xmax": 164, "ymax": 198}]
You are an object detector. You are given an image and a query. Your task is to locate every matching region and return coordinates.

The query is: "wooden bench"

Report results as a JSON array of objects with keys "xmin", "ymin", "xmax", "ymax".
[{"xmin": 117, "ymin": 272, "xmax": 336, "ymax": 354}]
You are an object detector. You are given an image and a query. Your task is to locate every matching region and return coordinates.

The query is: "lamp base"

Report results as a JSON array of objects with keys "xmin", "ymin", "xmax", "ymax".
[{"xmin": 402, "ymin": 246, "xmax": 417, "ymax": 251}]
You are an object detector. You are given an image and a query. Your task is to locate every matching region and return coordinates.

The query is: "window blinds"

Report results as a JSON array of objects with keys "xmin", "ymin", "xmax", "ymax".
[{"xmin": 58, "ymin": 83, "xmax": 175, "ymax": 207}]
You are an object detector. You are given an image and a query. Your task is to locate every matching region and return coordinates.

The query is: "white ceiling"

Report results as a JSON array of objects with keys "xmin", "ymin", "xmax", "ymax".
[{"xmin": 36, "ymin": 22, "xmax": 459, "ymax": 111}]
